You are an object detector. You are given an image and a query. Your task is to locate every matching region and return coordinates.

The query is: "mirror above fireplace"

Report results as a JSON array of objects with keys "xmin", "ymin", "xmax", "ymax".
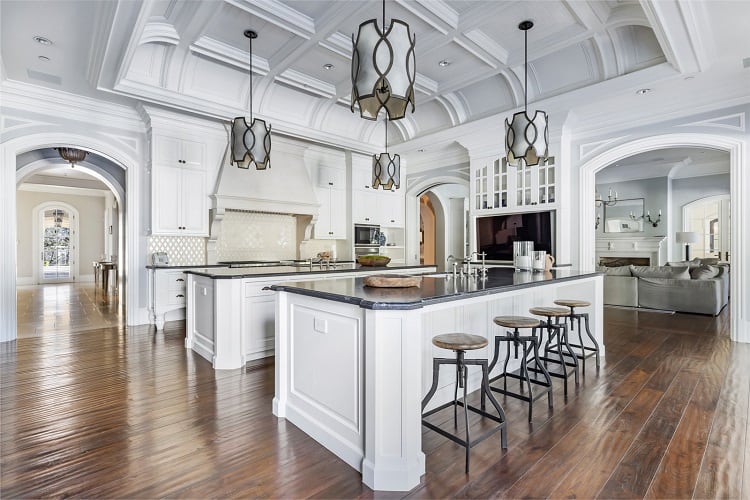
[{"xmin": 603, "ymin": 198, "xmax": 645, "ymax": 233}]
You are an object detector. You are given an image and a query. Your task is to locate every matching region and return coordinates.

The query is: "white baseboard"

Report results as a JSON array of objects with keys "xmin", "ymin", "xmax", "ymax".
[{"xmin": 16, "ymin": 277, "xmax": 34, "ymax": 286}]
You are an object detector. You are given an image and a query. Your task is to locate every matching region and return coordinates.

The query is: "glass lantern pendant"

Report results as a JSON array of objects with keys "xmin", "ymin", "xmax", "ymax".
[{"xmin": 372, "ymin": 119, "xmax": 400, "ymax": 190}]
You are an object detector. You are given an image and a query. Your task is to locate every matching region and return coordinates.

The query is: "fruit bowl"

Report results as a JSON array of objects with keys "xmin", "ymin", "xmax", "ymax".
[{"xmin": 356, "ymin": 255, "xmax": 391, "ymax": 267}]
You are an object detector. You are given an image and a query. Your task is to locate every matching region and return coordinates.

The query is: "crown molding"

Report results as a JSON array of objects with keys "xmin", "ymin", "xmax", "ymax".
[
  {"xmin": 18, "ymin": 182, "xmax": 110, "ymax": 198},
  {"xmin": 0, "ymin": 80, "xmax": 143, "ymax": 132}
]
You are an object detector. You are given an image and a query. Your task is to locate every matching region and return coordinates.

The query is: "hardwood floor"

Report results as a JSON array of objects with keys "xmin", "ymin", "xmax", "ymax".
[{"xmin": 2, "ymin": 300, "xmax": 747, "ymax": 498}]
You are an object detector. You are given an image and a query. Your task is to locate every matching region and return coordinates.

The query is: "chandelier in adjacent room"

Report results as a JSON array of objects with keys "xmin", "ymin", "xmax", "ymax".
[
  {"xmin": 505, "ymin": 21, "xmax": 549, "ymax": 167},
  {"xmin": 351, "ymin": 0, "xmax": 416, "ymax": 121},
  {"xmin": 231, "ymin": 29, "xmax": 272, "ymax": 169}
]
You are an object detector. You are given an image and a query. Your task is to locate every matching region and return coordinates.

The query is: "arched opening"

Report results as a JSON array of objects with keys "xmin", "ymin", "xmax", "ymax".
[
  {"xmin": 34, "ymin": 202, "xmax": 80, "ymax": 283},
  {"xmin": 1, "ymin": 135, "xmax": 140, "ymax": 342},
  {"xmin": 579, "ymin": 133, "xmax": 746, "ymax": 343}
]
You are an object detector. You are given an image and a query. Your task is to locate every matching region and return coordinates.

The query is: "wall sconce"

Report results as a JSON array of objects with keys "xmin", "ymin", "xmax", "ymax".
[
  {"xmin": 645, "ymin": 210, "xmax": 661, "ymax": 227},
  {"xmin": 595, "ymin": 188, "xmax": 618, "ymax": 207},
  {"xmin": 595, "ymin": 214, "xmax": 601, "ymax": 230}
]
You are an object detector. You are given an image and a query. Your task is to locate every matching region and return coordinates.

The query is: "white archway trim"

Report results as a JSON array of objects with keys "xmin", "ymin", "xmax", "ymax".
[
  {"xmin": 31, "ymin": 201, "xmax": 81, "ymax": 285},
  {"xmin": 578, "ymin": 133, "xmax": 746, "ymax": 343},
  {"xmin": 1, "ymin": 133, "xmax": 143, "ymax": 342}
]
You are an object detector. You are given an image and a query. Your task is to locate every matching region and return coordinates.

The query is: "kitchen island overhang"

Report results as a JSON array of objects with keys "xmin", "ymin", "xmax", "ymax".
[{"xmin": 270, "ymin": 268, "xmax": 604, "ymax": 492}]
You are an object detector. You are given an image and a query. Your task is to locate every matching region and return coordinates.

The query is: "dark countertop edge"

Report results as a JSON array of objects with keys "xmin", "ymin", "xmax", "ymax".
[
  {"xmin": 146, "ymin": 264, "xmax": 228, "ymax": 269},
  {"xmin": 182, "ymin": 264, "xmax": 436, "ymax": 279},
  {"xmin": 271, "ymin": 271, "xmax": 603, "ymax": 310}
]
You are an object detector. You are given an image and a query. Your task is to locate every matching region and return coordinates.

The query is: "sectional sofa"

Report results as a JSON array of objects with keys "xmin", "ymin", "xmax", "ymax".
[{"xmin": 601, "ymin": 261, "xmax": 729, "ymax": 316}]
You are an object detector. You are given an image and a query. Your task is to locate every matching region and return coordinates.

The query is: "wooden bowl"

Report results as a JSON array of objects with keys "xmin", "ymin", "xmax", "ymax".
[
  {"xmin": 363, "ymin": 274, "xmax": 422, "ymax": 288},
  {"xmin": 357, "ymin": 255, "xmax": 391, "ymax": 267}
]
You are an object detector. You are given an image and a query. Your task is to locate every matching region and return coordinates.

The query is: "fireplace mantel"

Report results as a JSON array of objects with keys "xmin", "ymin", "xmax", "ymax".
[{"xmin": 595, "ymin": 236, "xmax": 667, "ymax": 266}]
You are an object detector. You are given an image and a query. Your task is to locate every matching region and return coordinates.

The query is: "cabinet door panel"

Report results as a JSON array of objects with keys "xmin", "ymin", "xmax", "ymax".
[
  {"xmin": 181, "ymin": 168, "xmax": 208, "ymax": 235},
  {"xmin": 153, "ymin": 166, "xmax": 182, "ymax": 234},
  {"xmin": 181, "ymin": 140, "xmax": 205, "ymax": 169},
  {"xmin": 330, "ymin": 188, "xmax": 347, "ymax": 238},
  {"xmin": 243, "ymin": 294, "xmax": 276, "ymax": 361},
  {"xmin": 353, "ymin": 190, "xmax": 378, "ymax": 224},
  {"xmin": 153, "ymin": 135, "xmax": 182, "ymax": 166},
  {"xmin": 313, "ymin": 187, "xmax": 333, "ymax": 239}
]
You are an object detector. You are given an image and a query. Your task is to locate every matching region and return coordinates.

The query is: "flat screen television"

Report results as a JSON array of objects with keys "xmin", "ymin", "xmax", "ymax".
[{"xmin": 476, "ymin": 211, "xmax": 555, "ymax": 262}]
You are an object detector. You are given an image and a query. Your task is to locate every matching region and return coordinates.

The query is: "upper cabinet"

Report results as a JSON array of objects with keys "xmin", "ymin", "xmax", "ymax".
[
  {"xmin": 351, "ymin": 163, "xmax": 404, "ymax": 227},
  {"xmin": 311, "ymin": 162, "xmax": 347, "ymax": 239},
  {"xmin": 472, "ymin": 156, "xmax": 556, "ymax": 213},
  {"xmin": 150, "ymin": 133, "xmax": 209, "ymax": 236}
]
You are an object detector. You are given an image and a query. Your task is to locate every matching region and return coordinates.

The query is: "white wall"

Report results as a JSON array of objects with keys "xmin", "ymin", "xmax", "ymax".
[
  {"xmin": 595, "ymin": 177, "xmax": 669, "ymax": 240},
  {"xmin": 16, "ymin": 189, "xmax": 106, "ymax": 283}
]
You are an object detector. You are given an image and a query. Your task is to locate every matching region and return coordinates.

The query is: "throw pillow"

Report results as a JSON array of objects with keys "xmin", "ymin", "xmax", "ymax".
[
  {"xmin": 690, "ymin": 265, "xmax": 720, "ymax": 280},
  {"xmin": 666, "ymin": 260, "xmax": 700, "ymax": 268},
  {"xmin": 604, "ymin": 265, "xmax": 633, "ymax": 276},
  {"xmin": 699, "ymin": 257, "xmax": 720, "ymax": 265},
  {"xmin": 629, "ymin": 265, "xmax": 691, "ymax": 279}
]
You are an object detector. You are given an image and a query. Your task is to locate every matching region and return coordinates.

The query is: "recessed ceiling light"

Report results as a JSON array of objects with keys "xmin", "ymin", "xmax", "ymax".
[
  {"xmin": 38, "ymin": 55, "xmax": 50, "ymax": 62},
  {"xmin": 635, "ymin": 88, "xmax": 651, "ymax": 95},
  {"xmin": 438, "ymin": 59, "xmax": 450, "ymax": 67},
  {"xmin": 417, "ymin": 148, "xmax": 425, "ymax": 152},
  {"xmin": 323, "ymin": 63, "xmax": 334, "ymax": 70},
  {"xmin": 684, "ymin": 75, "xmax": 695, "ymax": 81},
  {"xmin": 33, "ymin": 35, "xmax": 52, "ymax": 45}
]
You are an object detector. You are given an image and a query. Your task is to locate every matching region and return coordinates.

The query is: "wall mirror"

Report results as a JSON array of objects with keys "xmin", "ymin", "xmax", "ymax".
[{"xmin": 603, "ymin": 198, "xmax": 645, "ymax": 233}]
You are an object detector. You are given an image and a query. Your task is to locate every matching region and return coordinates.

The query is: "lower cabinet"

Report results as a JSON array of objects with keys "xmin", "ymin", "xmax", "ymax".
[
  {"xmin": 148, "ymin": 268, "xmax": 189, "ymax": 330},
  {"xmin": 243, "ymin": 282, "xmax": 277, "ymax": 361}
]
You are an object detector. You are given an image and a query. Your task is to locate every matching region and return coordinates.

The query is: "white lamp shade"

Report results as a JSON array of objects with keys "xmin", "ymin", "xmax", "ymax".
[
  {"xmin": 351, "ymin": 18, "xmax": 416, "ymax": 120},
  {"xmin": 372, "ymin": 152, "xmax": 400, "ymax": 190},
  {"xmin": 676, "ymin": 231, "xmax": 700, "ymax": 244},
  {"xmin": 231, "ymin": 117, "xmax": 272, "ymax": 170}
]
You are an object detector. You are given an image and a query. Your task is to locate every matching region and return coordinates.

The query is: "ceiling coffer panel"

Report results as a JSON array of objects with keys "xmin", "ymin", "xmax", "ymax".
[
  {"xmin": 611, "ymin": 25, "xmax": 665, "ymax": 74},
  {"xmin": 532, "ymin": 42, "xmax": 599, "ymax": 96},
  {"xmin": 126, "ymin": 43, "xmax": 171, "ymax": 87},
  {"xmin": 457, "ymin": 74, "xmax": 514, "ymax": 119}
]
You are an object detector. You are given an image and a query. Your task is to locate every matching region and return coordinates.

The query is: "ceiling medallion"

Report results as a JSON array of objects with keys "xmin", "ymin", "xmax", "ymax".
[
  {"xmin": 351, "ymin": 0, "xmax": 416, "ymax": 121},
  {"xmin": 57, "ymin": 147, "xmax": 87, "ymax": 167},
  {"xmin": 231, "ymin": 29, "xmax": 272, "ymax": 170},
  {"xmin": 505, "ymin": 20, "xmax": 549, "ymax": 167}
]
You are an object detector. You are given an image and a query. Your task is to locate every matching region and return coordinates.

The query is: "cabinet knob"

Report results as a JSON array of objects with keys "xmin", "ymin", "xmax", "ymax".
[
  {"xmin": 328, "ymin": 182, "xmax": 334, "ymax": 186},
  {"xmin": 365, "ymin": 185, "xmax": 370, "ymax": 189},
  {"xmin": 176, "ymin": 278, "xmax": 184, "ymax": 282},
  {"xmin": 176, "ymin": 294, "xmax": 185, "ymax": 298},
  {"xmin": 364, "ymin": 217, "xmax": 370, "ymax": 221}
]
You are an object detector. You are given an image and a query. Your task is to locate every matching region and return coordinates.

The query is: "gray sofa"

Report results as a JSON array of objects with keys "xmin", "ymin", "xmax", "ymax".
[{"xmin": 602, "ymin": 263, "xmax": 729, "ymax": 316}]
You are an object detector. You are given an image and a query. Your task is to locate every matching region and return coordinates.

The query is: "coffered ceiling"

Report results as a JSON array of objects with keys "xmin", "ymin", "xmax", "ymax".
[{"xmin": 1, "ymin": 0, "xmax": 749, "ymax": 154}]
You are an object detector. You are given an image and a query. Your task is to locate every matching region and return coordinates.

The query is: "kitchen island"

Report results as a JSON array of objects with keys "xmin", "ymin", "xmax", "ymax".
[
  {"xmin": 270, "ymin": 267, "xmax": 603, "ymax": 491},
  {"xmin": 183, "ymin": 264, "xmax": 435, "ymax": 369}
]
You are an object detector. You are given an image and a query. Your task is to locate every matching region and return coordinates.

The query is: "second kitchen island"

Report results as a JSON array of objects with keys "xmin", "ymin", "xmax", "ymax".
[{"xmin": 270, "ymin": 267, "xmax": 604, "ymax": 492}]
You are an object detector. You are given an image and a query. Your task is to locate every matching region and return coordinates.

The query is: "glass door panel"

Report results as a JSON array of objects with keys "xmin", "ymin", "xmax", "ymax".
[{"xmin": 41, "ymin": 208, "xmax": 72, "ymax": 282}]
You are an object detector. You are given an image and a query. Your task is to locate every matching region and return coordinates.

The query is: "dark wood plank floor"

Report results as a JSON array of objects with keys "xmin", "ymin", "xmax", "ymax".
[{"xmin": 2, "ymin": 305, "xmax": 747, "ymax": 498}]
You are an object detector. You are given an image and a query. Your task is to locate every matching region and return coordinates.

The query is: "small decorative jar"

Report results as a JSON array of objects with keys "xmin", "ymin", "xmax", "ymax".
[{"xmin": 532, "ymin": 250, "xmax": 546, "ymax": 272}]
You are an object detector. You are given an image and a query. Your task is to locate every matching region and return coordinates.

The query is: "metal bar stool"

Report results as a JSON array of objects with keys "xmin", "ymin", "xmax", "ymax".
[
  {"xmin": 487, "ymin": 316, "xmax": 553, "ymax": 422},
  {"xmin": 421, "ymin": 333, "xmax": 508, "ymax": 473},
  {"xmin": 529, "ymin": 307, "xmax": 579, "ymax": 396},
  {"xmin": 554, "ymin": 299, "xmax": 601, "ymax": 371}
]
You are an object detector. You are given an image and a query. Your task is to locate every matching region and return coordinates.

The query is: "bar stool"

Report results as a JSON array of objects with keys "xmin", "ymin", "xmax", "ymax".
[
  {"xmin": 421, "ymin": 333, "xmax": 508, "ymax": 473},
  {"xmin": 487, "ymin": 316, "xmax": 553, "ymax": 422},
  {"xmin": 529, "ymin": 307, "xmax": 579, "ymax": 396},
  {"xmin": 554, "ymin": 299, "xmax": 601, "ymax": 371}
]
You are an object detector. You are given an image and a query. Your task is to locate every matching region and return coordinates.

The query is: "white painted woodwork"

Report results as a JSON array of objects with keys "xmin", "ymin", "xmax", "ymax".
[
  {"xmin": 147, "ymin": 268, "xmax": 190, "ymax": 330},
  {"xmin": 595, "ymin": 236, "xmax": 667, "ymax": 266},
  {"xmin": 273, "ymin": 274, "xmax": 604, "ymax": 491},
  {"xmin": 152, "ymin": 134, "xmax": 205, "ymax": 169},
  {"xmin": 151, "ymin": 164, "xmax": 208, "ymax": 235}
]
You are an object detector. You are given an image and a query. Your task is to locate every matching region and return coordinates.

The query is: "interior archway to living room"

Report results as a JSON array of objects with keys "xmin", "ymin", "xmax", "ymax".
[
  {"xmin": 578, "ymin": 133, "xmax": 746, "ymax": 343},
  {"xmin": 0, "ymin": 133, "xmax": 142, "ymax": 342}
]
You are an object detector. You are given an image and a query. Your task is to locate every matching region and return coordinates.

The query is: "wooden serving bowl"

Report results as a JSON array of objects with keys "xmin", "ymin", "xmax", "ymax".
[
  {"xmin": 363, "ymin": 274, "xmax": 422, "ymax": 288},
  {"xmin": 357, "ymin": 255, "xmax": 391, "ymax": 267}
]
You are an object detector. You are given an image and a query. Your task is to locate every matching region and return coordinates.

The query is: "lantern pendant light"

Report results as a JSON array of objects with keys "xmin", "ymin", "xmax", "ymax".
[
  {"xmin": 505, "ymin": 20, "xmax": 549, "ymax": 167},
  {"xmin": 351, "ymin": 0, "xmax": 416, "ymax": 121},
  {"xmin": 231, "ymin": 29, "xmax": 272, "ymax": 169},
  {"xmin": 57, "ymin": 147, "xmax": 87, "ymax": 168},
  {"xmin": 372, "ymin": 119, "xmax": 400, "ymax": 190}
]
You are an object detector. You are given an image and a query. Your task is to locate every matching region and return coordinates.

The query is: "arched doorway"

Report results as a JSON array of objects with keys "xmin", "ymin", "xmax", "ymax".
[
  {"xmin": 0, "ymin": 133, "xmax": 142, "ymax": 342},
  {"xmin": 578, "ymin": 133, "xmax": 747, "ymax": 343}
]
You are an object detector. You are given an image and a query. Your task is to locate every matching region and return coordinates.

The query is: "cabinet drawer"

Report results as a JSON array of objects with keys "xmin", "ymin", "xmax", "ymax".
[{"xmin": 166, "ymin": 291, "xmax": 187, "ymax": 306}]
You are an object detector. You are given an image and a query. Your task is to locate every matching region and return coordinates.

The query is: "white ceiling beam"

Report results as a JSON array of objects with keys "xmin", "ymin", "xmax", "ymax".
[{"xmin": 639, "ymin": 0, "xmax": 704, "ymax": 74}]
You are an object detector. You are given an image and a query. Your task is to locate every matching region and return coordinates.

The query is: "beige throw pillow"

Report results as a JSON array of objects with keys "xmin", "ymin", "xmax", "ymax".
[
  {"xmin": 690, "ymin": 265, "xmax": 720, "ymax": 280},
  {"xmin": 629, "ymin": 265, "xmax": 691, "ymax": 279}
]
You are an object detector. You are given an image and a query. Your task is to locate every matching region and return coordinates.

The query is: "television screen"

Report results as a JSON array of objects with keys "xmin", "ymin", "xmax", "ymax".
[{"xmin": 476, "ymin": 211, "xmax": 555, "ymax": 262}]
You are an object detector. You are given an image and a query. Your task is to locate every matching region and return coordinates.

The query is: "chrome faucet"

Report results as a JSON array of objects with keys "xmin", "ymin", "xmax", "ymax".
[
  {"xmin": 447, "ymin": 255, "xmax": 458, "ymax": 280},
  {"xmin": 471, "ymin": 251, "xmax": 488, "ymax": 277}
]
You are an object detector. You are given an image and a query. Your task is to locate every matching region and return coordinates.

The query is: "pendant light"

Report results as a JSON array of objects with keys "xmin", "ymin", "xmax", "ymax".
[
  {"xmin": 372, "ymin": 119, "xmax": 400, "ymax": 190},
  {"xmin": 231, "ymin": 29, "xmax": 272, "ymax": 169},
  {"xmin": 57, "ymin": 147, "xmax": 87, "ymax": 167},
  {"xmin": 505, "ymin": 21, "xmax": 549, "ymax": 167},
  {"xmin": 351, "ymin": 0, "xmax": 416, "ymax": 121}
]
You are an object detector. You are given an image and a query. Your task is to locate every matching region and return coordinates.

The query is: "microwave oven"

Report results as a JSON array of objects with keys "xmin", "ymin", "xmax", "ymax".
[{"xmin": 354, "ymin": 224, "xmax": 380, "ymax": 246}]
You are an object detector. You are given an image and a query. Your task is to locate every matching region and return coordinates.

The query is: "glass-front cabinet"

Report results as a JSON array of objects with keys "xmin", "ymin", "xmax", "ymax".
[{"xmin": 472, "ymin": 155, "xmax": 556, "ymax": 213}]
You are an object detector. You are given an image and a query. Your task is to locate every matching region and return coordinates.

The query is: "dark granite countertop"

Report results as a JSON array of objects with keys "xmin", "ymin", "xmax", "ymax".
[
  {"xmin": 269, "ymin": 267, "xmax": 603, "ymax": 310},
  {"xmin": 145, "ymin": 264, "xmax": 228, "ymax": 270},
  {"xmin": 182, "ymin": 264, "xmax": 436, "ymax": 279}
]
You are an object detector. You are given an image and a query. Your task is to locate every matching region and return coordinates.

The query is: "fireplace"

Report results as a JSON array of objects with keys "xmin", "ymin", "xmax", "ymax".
[{"xmin": 595, "ymin": 236, "xmax": 666, "ymax": 267}]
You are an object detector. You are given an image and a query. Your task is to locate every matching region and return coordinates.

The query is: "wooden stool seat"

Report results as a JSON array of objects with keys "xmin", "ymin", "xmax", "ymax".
[
  {"xmin": 528, "ymin": 306, "xmax": 569, "ymax": 317},
  {"xmin": 554, "ymin": 299, "xmax": 591, "ymax": 308},
  {"xmin": 433, "ymin": 333, "xmax": 488, "ymax": 351},
  {"xmin": 493, "ymin": 316, "xmax": 540, "ymax": 328}
]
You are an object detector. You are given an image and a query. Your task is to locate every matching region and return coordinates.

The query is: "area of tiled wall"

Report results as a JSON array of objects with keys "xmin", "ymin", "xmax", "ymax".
[
  {"xmin": 217, "ymin": 211, "xmax": 297, "ymax": 262},
  {"xmin": 148, "ymin": 236, "xmax": 206, "ymax": 265}
]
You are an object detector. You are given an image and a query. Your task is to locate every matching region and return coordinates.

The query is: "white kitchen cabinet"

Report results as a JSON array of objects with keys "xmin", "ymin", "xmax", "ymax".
[
  {"xmin": 353, "ymin": 190, "xmax": 379, "ymax": 224},
  {"xmin": 378, "ymin": 189, "xmax": 404, "ymax": 227},
  {"xmin": 352, "ymin": 163, "xmax": 374, "ymax": 191},
  {"xmin": 152, "ymin": 164, "xmax": 208, "ymax": 235},
  {"xmin": 148, "ymin": 268, "xmax": 189, "ymax": 330},
  {"xmin": 153, "ymin": 134, "xmax": 205, "ymax": 169},
  {"xmin": 315, "ymin": 164, "xmax": 346, "ymax": 189},
  {"xmin": 314, "ymin": 185, "xmax": 347, "ymax": 239},
  {"xmin": 472, "ymin": 156, "xmax": 556, "ymax": 213}
]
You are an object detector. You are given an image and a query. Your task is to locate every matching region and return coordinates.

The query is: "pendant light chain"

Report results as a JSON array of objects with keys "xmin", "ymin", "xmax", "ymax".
[
  {"xmin": 249, "ymin": 33, "xmax": 253, "ymax": 121},
  {"xmin": 524, "ymin": 26, "xmax": 528, "ymax": 113}
]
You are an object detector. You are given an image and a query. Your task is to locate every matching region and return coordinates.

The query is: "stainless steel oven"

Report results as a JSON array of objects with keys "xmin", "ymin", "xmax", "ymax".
[{"xmin": 354, "ymin": 224, "xmax": 380, "ymax": 247}]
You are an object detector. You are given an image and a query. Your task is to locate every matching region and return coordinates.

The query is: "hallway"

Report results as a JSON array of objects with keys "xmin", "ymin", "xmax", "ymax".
[{"xmin": 16, "ymin": 283, "xmax": 123, "ymax": 338}]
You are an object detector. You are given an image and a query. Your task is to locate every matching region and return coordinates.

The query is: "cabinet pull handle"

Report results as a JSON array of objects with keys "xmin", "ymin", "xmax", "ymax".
[
  {"xmin": 364, "ymin": 217, "xmax": 370, "ymax": 221},
  {"xmin": 328, "ymin": 182, "xmax": 334, "ymax": 186},
  {"xmin": 176, "ymin": 278, "xmax": 184, "ymax": 282},
  {"xmin": 176, "ymin": 294, "xmax": 185, "ymax": 298}
]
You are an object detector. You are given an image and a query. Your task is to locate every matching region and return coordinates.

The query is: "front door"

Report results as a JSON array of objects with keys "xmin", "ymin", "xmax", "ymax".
[{"xmin": 40, "ymin": 207, "xmax": 76, "ymax": 283}]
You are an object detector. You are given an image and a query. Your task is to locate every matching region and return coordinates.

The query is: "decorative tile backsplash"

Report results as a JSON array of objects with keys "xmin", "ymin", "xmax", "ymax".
[
  {"xmin": 148, "ymin": 236, "xmax": 206, "ymax": 265},
  {"xmin": 217, "ymin": 211, "xmax": 297, "ymax": 262}
]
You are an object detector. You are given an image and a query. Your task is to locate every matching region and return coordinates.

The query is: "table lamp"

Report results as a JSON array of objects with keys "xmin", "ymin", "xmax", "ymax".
[{"xmin": 676, "ymin": 231, "xmax": 700, "ymax": 260}]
